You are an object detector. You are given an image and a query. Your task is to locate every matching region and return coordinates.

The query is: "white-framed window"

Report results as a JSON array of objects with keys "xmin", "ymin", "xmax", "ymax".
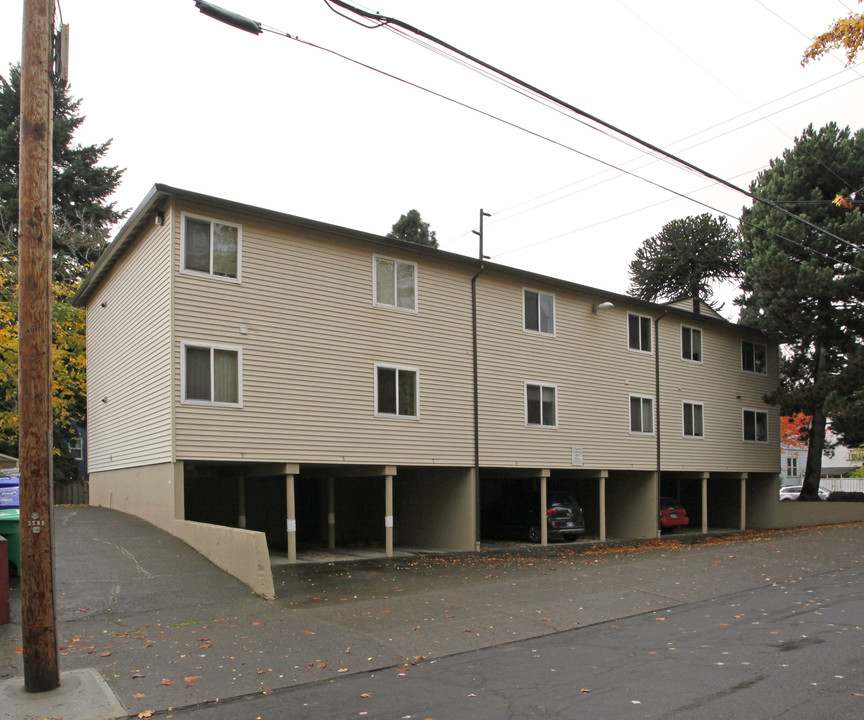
[
  {"xmin": 182, "ymin": 342, "xmax": 242, "ymax": 406},
  {"xmin": 742, "ymin": 340, "xmax": 767, "ymax": 374},
  {"xmin": 629, "ymin": 395, "xmax": 654, "ymax": 434},
  {"xmin": 68, "ymin": 436, "xmax": 83, "ymax": 460},
  {"xmin": 681, "ymin": 326, "xmax": 702, "ymax": 362},
  {"xmin": 683, "ymin": 402, "xmax": 704, "ymax": 438},
  {"xmin": 786, "ymin": 456, "xmax": 798, "ymax": 477},
  {"xmin": 523, "ymin": 288, "xmax": 555, "ymax": 336},
  {"xmin": 525, "ymin": 382, "xmax": 557, "ymax": 427},
  {"xmin": 181, "ymin": 212, "xmax": 241, "ymax": 281},
  {"xmin": 375, "ymin": 364, "xmax": 418, "ymax": 418},
  {"xmin": 627, "ymin": 313, "xmax": 652, "ymax": 353},
  {"xmin": 743, "ymin": 409, "xmax": 768, "ymax": 442},
  {"xmin": 374, "ymin": 256, "xmax": 417, "ymax": 312}
]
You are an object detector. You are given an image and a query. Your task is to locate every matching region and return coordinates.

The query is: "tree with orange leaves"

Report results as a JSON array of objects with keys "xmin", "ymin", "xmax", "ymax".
[
  {"xmin": 802, "ymin": 1, "xmax": 864, "ymax": 67},
  {"xmin": 781, "ymin": 414, "xmax": 810, "ymax": 450}
]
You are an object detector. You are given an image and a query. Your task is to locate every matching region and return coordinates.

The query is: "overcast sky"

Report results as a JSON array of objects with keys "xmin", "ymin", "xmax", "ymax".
[{"xmin": 3, "ymin": 1, "xmax": 863, "ymax": 318}]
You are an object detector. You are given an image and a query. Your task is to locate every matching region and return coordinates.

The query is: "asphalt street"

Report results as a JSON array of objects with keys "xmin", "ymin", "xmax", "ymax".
[
  {"xmin": 1, "ymin": 508, "xmax": 863, "ymax": 719},
  {"xmin": 170, "ymin": 562, "xmax": 864, "ymax": 719}
]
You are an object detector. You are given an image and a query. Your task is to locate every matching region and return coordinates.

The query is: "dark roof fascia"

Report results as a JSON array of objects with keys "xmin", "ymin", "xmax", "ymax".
[{"xmin": 71, "ymin": 184, "xmax": 767, "ymax": 338}]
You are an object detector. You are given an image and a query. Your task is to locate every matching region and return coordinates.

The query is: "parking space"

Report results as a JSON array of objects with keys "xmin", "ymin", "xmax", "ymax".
[{"xmin": 479, "ymin": 476, "xmax": 588, "ymax": 545}]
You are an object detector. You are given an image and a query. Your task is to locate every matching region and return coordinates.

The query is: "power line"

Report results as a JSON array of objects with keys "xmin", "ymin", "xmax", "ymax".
[
  {"xmin": 479, "ymin": 72, "xmax": 863, "ymax": 238},
  {"xmin": 192, "ymin": 1, "xmax": 863, "ymax": 274},
  {"xmin": 324, "ymin": 0, "xmax": 861, "ymax": 254}
]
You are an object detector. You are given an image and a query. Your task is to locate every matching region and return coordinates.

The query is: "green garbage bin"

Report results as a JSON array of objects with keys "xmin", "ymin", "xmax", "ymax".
[{"xmin": 0, "ymin": 508, "xmax": 19, "ymax": 577}]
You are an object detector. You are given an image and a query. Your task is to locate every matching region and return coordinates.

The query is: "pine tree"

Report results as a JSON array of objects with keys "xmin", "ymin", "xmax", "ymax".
[
  {"xmin": 628, "ymin": 213, "xmax": 740, "ymax": 304},
  {"xmin": 738, "ymin": 122, "xmax": 864, "ymax": 499},
  {"xmin": 387, "ymin": 209, "xmax": 439, "ymax": 248},
  {"xmin": 0, "ymin": 63, "xmax": 124, "ymax": 474},
  {"xmin": 0, "ymin": 63, "xmax": 126, "ymax": 282}
]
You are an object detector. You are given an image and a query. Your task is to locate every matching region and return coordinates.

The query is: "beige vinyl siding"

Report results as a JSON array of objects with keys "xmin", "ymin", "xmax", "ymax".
[
  {"xmin": 476, "ymin": 273, "xmax": 660, "ymax": 470},
  {"xmin": 666, "ymin": 298, "xmax": 726, "ymax": 320},
  {"xmin": 85, "ymin": 218, "xmax": 173, "ymax": 472},
  {"xmin": 170, "ymin": 202, "xmax": 475, "ymax": 465},
  {"xmin": 657, "ymin": 319, "xmax": 780, "ymax": 472}
]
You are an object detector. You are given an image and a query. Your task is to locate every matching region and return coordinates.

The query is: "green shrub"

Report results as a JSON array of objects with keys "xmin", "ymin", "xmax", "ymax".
[{"xmin": 826, "ymin": 491, "xmax": 864, "ymax": 502}]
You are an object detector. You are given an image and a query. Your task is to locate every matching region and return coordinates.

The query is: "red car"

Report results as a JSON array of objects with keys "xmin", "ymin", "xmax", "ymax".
[{"xmin": 659, "ymin": 497, "xmax": 689, "ymax": 529}]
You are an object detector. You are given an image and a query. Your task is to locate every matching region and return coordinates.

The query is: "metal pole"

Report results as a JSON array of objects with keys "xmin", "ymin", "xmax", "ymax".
[
  {"xmin": 18, "ymin": 0, "xmax": 59, "ymax": 692},
  {"xmin": 471, "ymin": 210, "xmax": 489, "ymax": 550}
]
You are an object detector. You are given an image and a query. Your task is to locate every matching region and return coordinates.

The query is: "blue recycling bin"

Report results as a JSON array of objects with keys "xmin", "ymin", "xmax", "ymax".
[
  {"xmin": 0, "ymin": 474, "xmax": 20, "ymax": 509},
  {"xmin": 0, "ymin": 473, "xmax": 20, "ymax": 576}
]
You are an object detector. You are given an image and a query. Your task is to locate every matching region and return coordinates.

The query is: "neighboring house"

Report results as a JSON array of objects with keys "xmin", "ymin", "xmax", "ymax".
[
  {"xmin": 68, "ymin": 426, "xmax": 88, "ymax": 478},
  {"xmin": 781, "ymin": 445, "xmax": 805, "ymax": 483},
  {"xmin": 72, "ymin": 185, "xmax": 782, "ymax": 593},
  {"xmin": 780, "ymin": 423, "xmax": 863, "ymax": 492}
]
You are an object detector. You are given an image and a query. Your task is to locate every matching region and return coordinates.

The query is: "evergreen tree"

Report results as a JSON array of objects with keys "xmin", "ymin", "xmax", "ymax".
[
  {"xmin": 387, "ymin": 209, "xmax": 439, "ymax": 248},
  {"xmin": 0, "ymin": 63, "xmax": 126, "ymax": 282},
  {"xmin": 628, "ymin": 213, "xmax": 740, "ymax": 304},
  {"xmin": 738, "ymin": 122, "xmax": 864, "ymax": 500},
  {"xmin": 0, "ymin": 63, "xmax": 124, "ymax": 474}
]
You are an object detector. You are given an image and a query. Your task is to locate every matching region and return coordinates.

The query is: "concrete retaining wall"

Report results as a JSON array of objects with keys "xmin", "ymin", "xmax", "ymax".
[
  {"xmin": 172, "ymin": 519, "xmax": 275, "ymax": 599},
  {"xmin": 89, "ymin": 463, "xmax": 275, "ymax": 598},
  {"xmin": 747, "ymin": 475, "xmax": 864, "ymax": 528}
]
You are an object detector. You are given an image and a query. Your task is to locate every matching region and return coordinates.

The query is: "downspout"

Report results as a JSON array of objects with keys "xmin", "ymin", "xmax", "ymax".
[
  {"xmin": 472, "ymin": 210, "xmax": 490, "ymax": 550},
  {"xmin": 654, "ymin": 310, "xmax": 668, "ymax": 538}
]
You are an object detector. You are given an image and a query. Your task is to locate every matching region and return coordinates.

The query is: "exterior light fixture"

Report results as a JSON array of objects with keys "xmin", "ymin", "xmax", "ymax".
[{"xmin": 592, "ymin": 301, "xmax": 614, "ymax": 313}]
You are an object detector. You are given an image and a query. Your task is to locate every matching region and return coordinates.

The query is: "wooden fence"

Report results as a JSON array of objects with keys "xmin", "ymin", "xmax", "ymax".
[{"xmin": 53, "ymin": 478, "xmax": 89, "ymax": 505}]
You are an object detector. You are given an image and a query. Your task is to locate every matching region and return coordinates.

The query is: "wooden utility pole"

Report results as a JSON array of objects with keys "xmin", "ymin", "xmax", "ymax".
[{"xmin": 18, "ymin": 0, "xmax": 59, "ymax": 692}]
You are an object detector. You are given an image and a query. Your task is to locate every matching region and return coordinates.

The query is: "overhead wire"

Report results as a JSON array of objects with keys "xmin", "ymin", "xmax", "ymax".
[
  {"xmin": 285, "ymin": 25, "xmax": 862, "ymax": 274},
  {"xmin": 322, "ymin": 1, "xmax": 861, "ymax": 255},
  {"xmin": 491, "ymin": 162, "xmax": 860, "ymax": 273},
  {"xmin": 203, "ymin": 1, "xmax": 864, "ymax": 275},
  {"xmin": 752, "ymin": 0, "xmax": 863, "ymax": 195},
  {"xmin": 483, "ymin": 61, "xmax": 864, "ymax": 228}
]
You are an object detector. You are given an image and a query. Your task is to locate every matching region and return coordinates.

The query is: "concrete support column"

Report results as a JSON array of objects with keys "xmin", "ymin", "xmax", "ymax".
[
  {"xmin": 173, "ymin": 461, "xmax": 185, "ymax": 520},
  {"xmin": 327, "ymin": 477, "xmax": 336, "ymax": 549},
  {"xmin": 540, "ymin": 476, "xmax": 548, "ymax": 545},
  {"xmin": 598, "ymin": 475, "xmax": 607, "ymax": 542},
  {"xmin": 237, "ymin": 476, "xmax": 246, "ymax": 529},
  {"xmin": 385, "ymin": 474, "xmax": 394, "ymax": 557},
  {"xmin": 701, "ymin": 476, "xmax": 708, "ymax": 534},
  {"xmin": 286, "ymin": 474, "xmax": 296, "ymax": 563},
  {"xmin": 740, "ymin": 476, "xmax": 747, "ymax": 531}
]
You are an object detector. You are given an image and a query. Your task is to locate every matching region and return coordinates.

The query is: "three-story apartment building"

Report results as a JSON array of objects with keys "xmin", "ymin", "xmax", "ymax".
[{"xmin": 74, "ymin": 186, "xmax": 781, "ymax": 596}]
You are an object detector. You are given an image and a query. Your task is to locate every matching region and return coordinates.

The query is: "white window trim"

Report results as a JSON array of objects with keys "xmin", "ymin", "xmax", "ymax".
[
  {"xmin": 741, "ymin": 340, "xmax": 768, "ymax": 375},
  {"xmin": 742, "ymin": 408, "xmax": 769, "ymax": 443},
  {"xmin": 629, "ymin": 394, "xmax": 655, "ymax": 435},
  {"xmin": 180, "ymin": 211, "xmax": 242, "ymax": 283},
  {"xmin": 786, "ymin": 456, "xmax": 798, "ymax": 477},
  {"xmin": 682, "ymin": 401, "xmax": 705, "ymax": 439},
  {"xmin": 627, "ymin": 312, "xmax": 653, "ymax": 354},
  {"xmin": 372, "ymin": 255, "xmax": 419, "ymax": 313},
  {"xmin": 522, "ymin": 288, "xmax": 556, "ymax": 337},
  {"xmin": 374, "ymin": 362, "xmax": 420, "ymax": 419},
  {"xmin": 681, "ymin": 325, "xmax": 703, "ymax": 364},
  {"xmin": 68, "ymin": 437, "xmax": 83, "ymax": 459},
  {"xmin": 524, "ymin": 381, "xmax": 558, "ymax": 428},
  {"xmin": 181, "ymin": 341, "xmax": 244, "ymax": 407}
]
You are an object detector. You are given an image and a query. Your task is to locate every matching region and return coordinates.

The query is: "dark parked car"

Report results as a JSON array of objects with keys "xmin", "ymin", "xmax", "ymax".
[
  {"xmin": 659, "ymin": 497, "xmax": 689, "ymax": 530},
  {"xmin": 483, "ymin": 490, "xmax": 586, "ymax": 543}
]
